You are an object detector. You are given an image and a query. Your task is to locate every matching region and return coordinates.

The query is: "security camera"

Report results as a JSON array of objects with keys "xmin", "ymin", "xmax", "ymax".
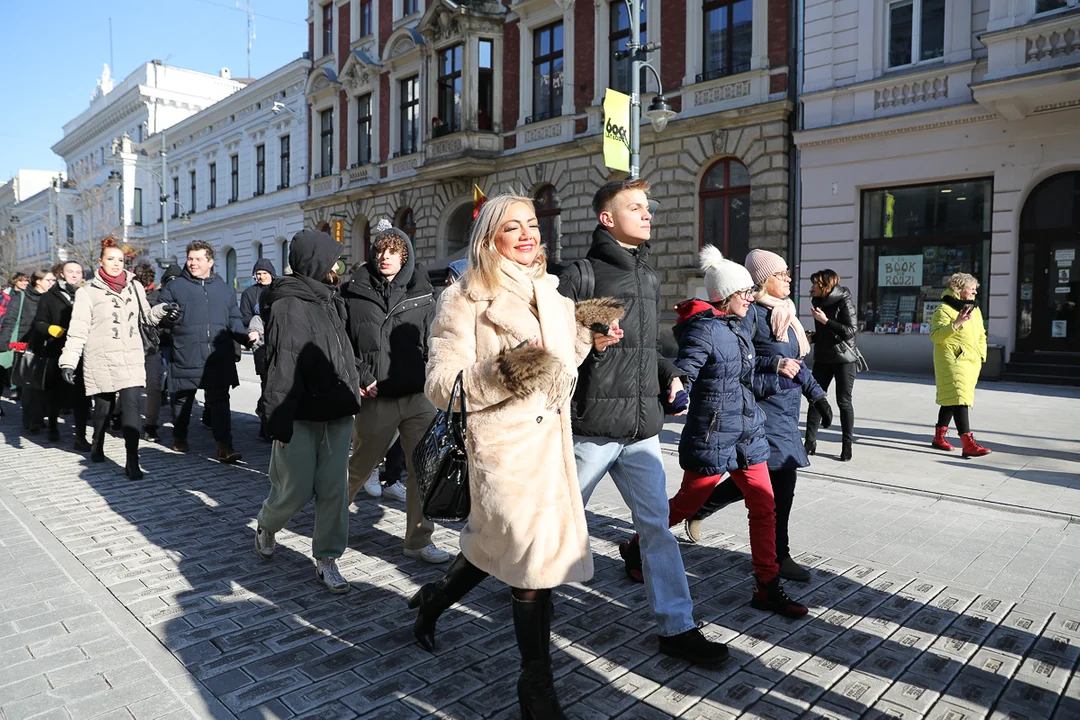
[{"xmin": 272, "ymin": 101, "xmax": 288, "ymax": 114}]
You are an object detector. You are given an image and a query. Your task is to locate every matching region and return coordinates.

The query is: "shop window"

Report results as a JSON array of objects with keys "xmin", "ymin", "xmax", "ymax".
[
  {"xmin": 701, "ymin": 0, "xmax": 752, "ymax": 82},
  {"xmin": 530, "ymin": 23, "xmax": 564, "ymax": 123},
  {"xmin": 859, "ymin": 179, "xmax": 992, "ymax": 335},
  {"xmin": 610, "ymin": 1, "xmax": 647, "ymax": 94},
  {"xmin": 397, "ymin": 207, "xmax": 416, "ymax": 241},
  {"xmin": 535, "ymin": 185, "xmax": 561, "ymax": 250},
  {"xmin": 437, "ymin": 45, "xmax": 463, "ymax": 134},
  {"xmin": 699, "ymin": 159, "xmax": 750, "ymax": 260},
  {"xmin": 886, "ymin": 0, "xmax": 945, "ymax": 69}
]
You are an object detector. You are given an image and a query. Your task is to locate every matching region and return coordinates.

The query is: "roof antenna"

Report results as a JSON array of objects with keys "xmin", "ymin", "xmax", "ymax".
[
  {"xmin": 238, "ymin": 0, "xmax": 255, "ymax": 78},
  {"xmin": 108, "ymin": 17, "xmax": 114, "ymax": 73}
]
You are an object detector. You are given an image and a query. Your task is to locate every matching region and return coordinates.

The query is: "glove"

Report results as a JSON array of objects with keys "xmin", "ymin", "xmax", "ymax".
[
  {"xmin": 778, "ymin": 375, "xmax": 800, "ymax": 391},
  {"xmin": 811, "ymin": 396, "xmax": 833, "ymax": 429},
  {"xmin": 61, "ymin": 368, "xmax": 76, "ymax": 385},
  {"xmin": 48, "ymin": 325, "xmax": 65, "ymax": 338},
  {"xmin": 162, "ymin": 303, "xmax": 182, "ymax": 322},
  {"xmin": 663, "ymin": 389, "xmax": 689, "ymax": 415}
]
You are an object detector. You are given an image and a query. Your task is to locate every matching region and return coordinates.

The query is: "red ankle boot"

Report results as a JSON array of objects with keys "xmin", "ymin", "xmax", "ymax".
[
  {"xmin": 751, "ymin": 577, "xmax": 808, "ymax": 618},
  {"xmin": 960, "ymin": 433, "xmax": 991, "ymax": 458},
  {"xmin": 931, "ymin": 426, "xmax": 954, "ymax": 451}
]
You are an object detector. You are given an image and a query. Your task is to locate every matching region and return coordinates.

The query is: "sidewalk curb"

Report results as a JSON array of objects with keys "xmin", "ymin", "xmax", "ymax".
[
  {"xmin": 802, "ymin": 469, "xmax": 1080, "ymax": 525},
  {"xmin": 0, "ymin": 483, "xmax": 238, "ymax": 720}
]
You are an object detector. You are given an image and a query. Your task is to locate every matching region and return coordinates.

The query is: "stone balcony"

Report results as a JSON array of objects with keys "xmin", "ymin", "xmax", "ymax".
[
  {"xmin": 417, "ymin": 131, "xmax": 501, "ymax": 180},
  {"xmin": 308, "ymin": 173, "xmax": 341, "ymax": 199}
]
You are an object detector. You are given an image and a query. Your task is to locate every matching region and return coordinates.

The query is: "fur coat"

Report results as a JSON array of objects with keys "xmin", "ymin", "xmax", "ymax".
[
  {"xmin": 425, "ymin": 261, "xmax": 623, "ymax": 589},
  {"xmin": 59, "ymin": 272, "xmax": 169, "ymax": 396}
]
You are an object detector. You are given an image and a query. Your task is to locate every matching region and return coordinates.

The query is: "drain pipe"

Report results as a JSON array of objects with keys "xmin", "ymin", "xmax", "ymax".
[{"xmin": 786, "ymin": 0, "xmax": 804, "ymax": 309}]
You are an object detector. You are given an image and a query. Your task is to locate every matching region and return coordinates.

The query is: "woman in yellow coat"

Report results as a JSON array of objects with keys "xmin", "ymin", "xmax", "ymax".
[{"xmin": 930, "ymin": 272, "xmax": 991, "ymax": 457}]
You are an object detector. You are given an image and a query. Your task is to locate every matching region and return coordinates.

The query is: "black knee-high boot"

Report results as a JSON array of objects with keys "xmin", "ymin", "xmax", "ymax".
[
  {"xmin": 407, "ymin": 554, "xmax": 487, "ymax": 651},
  {"xmin": 513, "ymin": 590, "xmax": 564, "ymax": 720},
  {"xmin": 123, "ymin": 427, "xmax": 142, "ymax": 480},
  {"xmin": 90, "ymin": 400, "xmax": 109, "ymax": 463}
]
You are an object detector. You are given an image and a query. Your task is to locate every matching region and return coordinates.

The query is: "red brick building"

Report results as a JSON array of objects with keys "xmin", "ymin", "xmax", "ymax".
[{"xmin": 303, "ymin": 0, "xmax": 793, "ymax": 305}]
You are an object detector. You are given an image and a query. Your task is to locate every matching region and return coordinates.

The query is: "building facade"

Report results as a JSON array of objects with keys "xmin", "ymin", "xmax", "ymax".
[
  {"xmin": 137, "ymin": 59, "xmax": 309, "ymax": 294},
  {"xmin": 1, "ymin": 170, "xmax": 70, "ymax": 278},
  {"xmin": 796, "ymin": 0, "xmax": 1080, "ymax": 373},
  {"xmin": 48, "ymin": 62, "xmax": 248, "ymax": 270},
  {"xmin": 302, "ymin": 0, "xmax": 795, "ymax": 310}
]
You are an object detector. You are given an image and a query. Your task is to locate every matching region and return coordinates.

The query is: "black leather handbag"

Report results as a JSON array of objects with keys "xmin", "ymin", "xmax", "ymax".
[{"xmin": 412, "ymin": 371, "xmax": 471, "ymax": 522}]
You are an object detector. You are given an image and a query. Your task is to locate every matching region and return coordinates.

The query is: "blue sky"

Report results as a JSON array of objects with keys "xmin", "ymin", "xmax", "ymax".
[{"xmin": 0, "ymin": 0, "xmax": 306, "ymax": 178}]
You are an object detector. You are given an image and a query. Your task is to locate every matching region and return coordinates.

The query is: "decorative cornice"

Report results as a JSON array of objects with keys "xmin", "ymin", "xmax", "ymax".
[{"xmin": 797, "ymin": 111, "xmax": 998, "ymax": 149}]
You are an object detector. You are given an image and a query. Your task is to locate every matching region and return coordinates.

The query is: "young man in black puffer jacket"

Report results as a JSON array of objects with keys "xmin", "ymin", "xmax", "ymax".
[
  {"xmin": 255, "ymin": 229, "xmax": 362, "ymax": 593},
  {"xmin": 341, "ymin": 221, "xmax": 448, "ymax": 565},
  {"xmin": 557, "ymin": 178, "xmax": 729, "ymax": 666}
]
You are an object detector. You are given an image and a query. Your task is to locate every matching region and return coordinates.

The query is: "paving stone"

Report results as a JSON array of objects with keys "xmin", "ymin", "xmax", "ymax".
[
  {"xmin": 740, "ymin": 700, "xmax": 802, "ymax": 720},
  {"xmin": 279, "ymin": 670, "xmax": 367, "ymax": 714},
  {"xmin": 639, "ymin": 669, "xmax": 716, "ymax": 716},
  {"xmin": 704, "ymin": 671, "xmax": 771, "ymax": 715},
  {"xmin": 880, "ymin": 673, "xmax": 945, "ymax": 716}
]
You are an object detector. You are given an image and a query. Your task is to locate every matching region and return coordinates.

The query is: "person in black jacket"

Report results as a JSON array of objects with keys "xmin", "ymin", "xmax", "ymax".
[
  {"xmin": 31, "ymin": 261, "xmax": 91, "ymax": 449},
  {"xmin": 255, "ymin": 229, "xmax": 362, "ymax": 593},
  {"xmin": 342, "ymin": 221, "xmax": 448, "ymax": 564},
  {"xmin": 804, "ymin": 269, "xmax": 860, "ymax": 461},
  {"xmin": 158, "ymin": 240, "xmax": 257, "ymax": 462},
  {"xmin": 240, "ymin": 258, "xmax": 276, "ymax": 441},
  {"xmin": 557, "ymin": 178, "xmax": 728, "ymax": 666},
  {"xmin": 14, "ymin": 270, "xmax": 53, "ymax": 431},
  {"xmin": 133, "ymin": 262, "xmax": 166, "ymax": 442}
]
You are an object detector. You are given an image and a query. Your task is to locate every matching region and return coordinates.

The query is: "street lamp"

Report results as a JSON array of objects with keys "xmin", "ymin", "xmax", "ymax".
[{"xmin": 615, "ymin": 0, "xmax": 678, "ymax": 179}]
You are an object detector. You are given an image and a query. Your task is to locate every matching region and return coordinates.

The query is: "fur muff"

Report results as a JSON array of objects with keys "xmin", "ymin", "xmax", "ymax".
[
  {"xmin": 575, "ymin": 297, "xmax": 625, "ymax": 329},
  {"xmin": 494, "ymin": 344, "xmax": 563, "ymax": 398}
]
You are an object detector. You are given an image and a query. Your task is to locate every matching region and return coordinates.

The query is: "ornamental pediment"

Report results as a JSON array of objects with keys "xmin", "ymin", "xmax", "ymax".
[{"xmin": 340, "ymin": 49, "xmax": 381, "ymax": 94}]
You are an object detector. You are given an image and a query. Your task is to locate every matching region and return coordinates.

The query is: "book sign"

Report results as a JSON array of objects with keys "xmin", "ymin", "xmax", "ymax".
[
  {"xmin": 878, "ymin": 255, "xmax": 923, "ymax": 287},
  {"xmin": 1052, "ymin": 320, "xmax": 1067, "ymax": 338}
]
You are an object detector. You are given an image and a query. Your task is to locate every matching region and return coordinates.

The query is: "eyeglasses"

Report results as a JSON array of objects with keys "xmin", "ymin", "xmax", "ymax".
[
  {"xmin": 734, "ymin": 289, "xmax": 755, "ymax": 301},
  {"xmin": 773, "ymin": 271, "xmax": 791, "ymax": 281}
]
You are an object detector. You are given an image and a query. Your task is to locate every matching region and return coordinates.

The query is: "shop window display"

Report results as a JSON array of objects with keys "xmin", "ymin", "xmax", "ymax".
[{"xmin": 859, "ymin": 179, "xmax": 992, "ymax": 334}]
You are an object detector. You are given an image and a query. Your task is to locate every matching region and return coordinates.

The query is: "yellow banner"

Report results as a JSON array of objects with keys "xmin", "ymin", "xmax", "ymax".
[{"xmin": 603, "ymin": 89, "xmax": 631, "ymax": 173}]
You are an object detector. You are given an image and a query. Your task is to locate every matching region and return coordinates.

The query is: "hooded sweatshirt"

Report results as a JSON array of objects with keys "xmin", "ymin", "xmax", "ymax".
[
  {"xmin": 240, "ymin": 258, "xmax": 278, "ymax": 326},
  {"xmin": 259, "ymin": 230, "xmax": 361, "ymax": 441}
]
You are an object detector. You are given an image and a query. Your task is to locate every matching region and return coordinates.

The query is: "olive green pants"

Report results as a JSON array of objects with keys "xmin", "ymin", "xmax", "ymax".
[{"xmin": 258, "ymin": 417, "xmax": 353, "ymax": 559}]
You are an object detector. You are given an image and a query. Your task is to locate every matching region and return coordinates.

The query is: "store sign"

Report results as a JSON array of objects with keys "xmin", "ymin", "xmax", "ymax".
[
  {"xmin": 603, "ymin": 89, "xmax": 631, "ymax": 173},
  {"xmin": 1052, "ymin": 320, "xmax": 1067, "ymax": 338},
  {"xmin": 878, "ymin": 255, "xmax": 923, "ymax": 287}
]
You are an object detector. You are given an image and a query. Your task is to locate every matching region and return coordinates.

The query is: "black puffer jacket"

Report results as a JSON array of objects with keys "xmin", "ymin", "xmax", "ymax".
[
  {"xmin": 342, "ymin": 234, "xmax": 434, "ymax": 397},
  {"xmin": 558, "ymin": 226, "xmax": 681, "ymax": 441},
  {"xmin": 31, "ymin": 281, "xmax": 79, "ymax": 358},
  {"xmin": 240, "ymin": 258, "xmax": 277, "ymax": 376},
  {"xmin": 0, "ymin": 288, "xmax": 44, "ymax": 349},
  {"xmin": 811, "ymin": 286, "xmax": 859, "ymax": 365},
  {"xmin": 259, "ymin": 230, "xmax": 361, "ymax": 442},
  {"xmin": 158, "ymin": 269, "xmax": 248, "ymax": 392}
]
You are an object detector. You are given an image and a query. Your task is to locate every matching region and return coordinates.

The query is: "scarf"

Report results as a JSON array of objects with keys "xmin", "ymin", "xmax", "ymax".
[
  {"xmin": 756, "ymin": 293, "xmax": 811, "ymax": 358},
  {"xmin": 98, "ymin": 267, "xmax": 128, "ymax": 294}
]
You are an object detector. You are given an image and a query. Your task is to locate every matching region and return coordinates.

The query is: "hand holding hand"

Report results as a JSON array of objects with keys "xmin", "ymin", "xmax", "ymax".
[
  {"xmin": 811, "ymin": 306, "xmax": 828, "ymax": 324},
  {"xmin": 778, "ymin": 357, "xmax": 802, "ymax": 379},
  {"xmin": 247, "ymin": 331, "xmax": 260, "ymax": 346},
  {"xmin": 668, "ymin": 377, "xmax": 687, "ymax": 417},
  {"xmin": 591, "ymin": 319, "xmax": 624, "ymax": 353},
  {"xmin": 61, "ymin": 368, "xmax": 76, "ymax": 386},
  {"xmin": 360, "ymin": 381, "xmax": 378, "ymax": 398},
  {"xmin": 162, "ymin": 303, "xmax": 182, "ymax": 322}
]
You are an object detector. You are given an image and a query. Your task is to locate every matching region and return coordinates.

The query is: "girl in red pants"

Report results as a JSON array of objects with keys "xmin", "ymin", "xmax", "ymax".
[{"xmin": 621, "ymin": 247, "xmax": 807, "ymax": 618}]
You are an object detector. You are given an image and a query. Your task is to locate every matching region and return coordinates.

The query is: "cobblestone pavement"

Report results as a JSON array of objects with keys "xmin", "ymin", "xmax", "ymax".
[{"xmin": 1, "ymin": 376, "xmax": 1079, "ymax": 719}]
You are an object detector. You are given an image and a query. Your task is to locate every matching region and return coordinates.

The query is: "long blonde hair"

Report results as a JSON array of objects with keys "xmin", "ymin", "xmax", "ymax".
[{"xmin": 464, "ymin": 193, "xmax": 548, "ymax": 294}]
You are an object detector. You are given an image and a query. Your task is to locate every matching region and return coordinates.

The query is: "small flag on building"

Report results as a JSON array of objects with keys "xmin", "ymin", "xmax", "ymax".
[{"xmin": 473, "ymin": 184, "xmax": 487, "ymax": 220}]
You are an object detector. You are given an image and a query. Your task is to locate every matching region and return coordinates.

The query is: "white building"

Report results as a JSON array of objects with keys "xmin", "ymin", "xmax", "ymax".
[
  {"xmin": 796, "ymin": 0, "xmax": 1080, "ymax": 379},
  {"xmin": 138, "ymin": 58, "xmax": 309, "ymax": 294},
  {"xmin": 1, "ymin": 170, "xmax": 67, "ymax": 277},
  {"xmin": 49, "ymin": 62, "xmax": 248, "ymax": 269}
]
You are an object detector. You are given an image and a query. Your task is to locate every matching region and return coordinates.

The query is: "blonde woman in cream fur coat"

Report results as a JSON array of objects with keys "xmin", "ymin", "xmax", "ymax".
[{"xmin": 411, "ymin": 193, "xmax": 623, "ymax": 720}]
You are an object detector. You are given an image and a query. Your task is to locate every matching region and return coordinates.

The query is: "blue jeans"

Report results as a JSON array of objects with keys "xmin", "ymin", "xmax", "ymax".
[{"xmin": 574, "ymin": 435, "xmax": 696, "ymax": 637}]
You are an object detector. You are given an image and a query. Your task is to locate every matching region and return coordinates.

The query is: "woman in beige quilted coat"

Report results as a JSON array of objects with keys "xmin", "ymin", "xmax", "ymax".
[
  {"xmin": 408, "ymin": 194, "xmax": 623, "ymax": 720},
  {"xmin": 59, "ymin": 238, "xmax": 172, "ymax": 479}
]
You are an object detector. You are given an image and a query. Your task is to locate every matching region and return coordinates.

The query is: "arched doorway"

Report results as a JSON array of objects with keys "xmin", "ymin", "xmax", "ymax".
[
  {"xmin": 444, "ymin": 203, "xmax": 473, "ymax": 256},
  {"xmin": 224, "ymin": 247, "xmax": 238, "ymax": 292},
  {"xmin": 1017, "ymin": 171, "xmax": 1080, "ymax": 353}
]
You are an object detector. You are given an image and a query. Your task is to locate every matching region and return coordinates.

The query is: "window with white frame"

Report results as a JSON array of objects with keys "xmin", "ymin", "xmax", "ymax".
[
  {"xmin": 255, "ymin": 144, "xmax": 266, "ymax": 196},
  {"xmin": 133, "ymin": 188, "xmax": 143, "ymax": 226},
  {"xmin": 209, "ymin": 163, "xmax": 217, "ymax": 208},
  {"xmin": 437, "ymin": 45, "xmax": 463, "ymax": 133},
  {"xmin": 399, "ymin": 76, "xmax": 420, "ymax": 155},
  {"xmin": 279, "ymin": 135, "xmax": 290, "ymax": 189},
  {"xmin": 230, "ymin": 155, "xmax": 239, "ymax": 201},
  {"xmin": 479, "ymin": 39, "xmax": 494, "ymax": 131},
  {"xmin": 172, "ymin": 177, "xmax": 180, "ymax": 217},
  {"xmin": 320, "ymin": 108, "xmax": 334, "ymax": 176},
  {"xmin": 360, "ymin": 0, "xmax": 373, "ymax": 36},
  {"xmin": 322, "ymin": 3, "xmax": 334, "ymax": 56},
  {"xmin": 886, "ymin": 0, "xmax": 945, "ymax": 69},
  {"xmin": 702, "ymin": 0, "xmax": 752, "ymax": 82},
  {"xmin": 1035, "ymin": 0, "xmax": 1071, "ymax": 13},
  {"xmin": 356, "ymin": 95, "xmax": 372, "ymax": 165},
  {"xmin": 531, "ymin": 22, "xmax": 564, "ymax": 123},
  {"xmin": 189, "ymin": 171, "xmax": 197, "ymax": 214},
  {"xmin": 402, "ymin": 0, "xmax": 419, "ymax": 18}
]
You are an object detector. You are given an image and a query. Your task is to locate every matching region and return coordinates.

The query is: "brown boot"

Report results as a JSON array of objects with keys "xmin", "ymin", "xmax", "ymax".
[{"xmin": 216, "ymin": 442, "xmax": 242, "ymax": 464}]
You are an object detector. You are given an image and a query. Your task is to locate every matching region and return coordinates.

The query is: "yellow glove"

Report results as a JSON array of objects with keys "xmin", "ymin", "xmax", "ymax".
[{"xmin": 48, "ymin": 325, "xmax": 65, "ymax": 338}]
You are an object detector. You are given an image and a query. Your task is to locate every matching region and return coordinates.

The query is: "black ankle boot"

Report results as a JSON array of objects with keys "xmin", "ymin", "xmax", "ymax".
[
  {"xmin": 839, "ymin": 439, "xmax": 852, "ymax": 462},
  {"xmin": 513, "ymin": 594, "xmax": 565, "ymax": 720},
  {"xmin": 407, "ymin": 554, "xmax": 487, "ymax": 651},
  {"xmin": 124, "ymin": 452, "xmax": 143, "ymax": 480},
  {"xmin": 804, "ymin": 436, "xmax": 817, "ymax": 456},
  {"xmin": 90, "ymin": 432, "xmax": 106, "ymax": 463}
]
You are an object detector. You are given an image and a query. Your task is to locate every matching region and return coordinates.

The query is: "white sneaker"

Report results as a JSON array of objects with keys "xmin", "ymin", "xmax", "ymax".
[
  {"xmin": 404, "ymin": 544, "xmax": 451, "ymax": 564},
  {"xmin": 362, "ymin": 471, "xmax": 382, "ymax": 498},
  {"xmin": 315, "ymin": 557, "xmax": 350, "ymax": 593},
  {"xmin": 383, "ymin": 482, "xmax": 407, "ymax": 502},
  {"xmin": 255, "ymin": 526, "xmax": 275, "ymax": 559}
]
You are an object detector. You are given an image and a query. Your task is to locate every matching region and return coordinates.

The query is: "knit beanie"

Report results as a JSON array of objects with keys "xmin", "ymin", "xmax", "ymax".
[
  {"xmin": 701, "ymin": 245, "xmax": 754, "ymax": 302},
  {"xmin": 743, "ymin": 248, "xmax": 788, "ymax": 286}
]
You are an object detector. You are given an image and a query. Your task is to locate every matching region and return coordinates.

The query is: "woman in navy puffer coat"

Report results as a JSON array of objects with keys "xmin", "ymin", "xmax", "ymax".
[{"xmin": 627, "ymin": 248, "xmax": 808, "ymax": 618}]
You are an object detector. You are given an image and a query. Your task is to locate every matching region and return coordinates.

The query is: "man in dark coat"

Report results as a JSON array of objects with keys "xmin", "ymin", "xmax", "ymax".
[
  {"xmin": 32, "ymin": 261, "xmax": 91, "ymax": 448},
  {"xmin": 158, "ymin": 240, "xmax": 256, "ymax": 462},
  {"xmin": 341, "ymin": 221, "xmax": 448, "ymax": 564},
  {"xmin": 255, "ymin": 229, "xmax": 361, "ymax": 591},
  {"xmin": 557, "ymin": 178, "xmax": 727, "ymax": 666},
  {"xmin": 240, "ymin": 258, "xmax": 277, "ymax": 440}
]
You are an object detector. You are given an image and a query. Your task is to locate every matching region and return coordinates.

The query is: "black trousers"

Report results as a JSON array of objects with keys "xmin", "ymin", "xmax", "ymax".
[
  {"xmin": 46, "ymin": 384, "xmax": 90, "ymax": 438},
  {"xmin": 697, "ymin": 467, "xmax": 798, "ymax": 560},
  {"xmin": 805, "ymin": 361, "xmax": 857, "ymax": 443},
  {"xmin": 174, "ymin": 387, "xmax": 232, "ymax": 444},
  {"xmin": 937, "ymin": 405, "xmax": 971, "ymax": 435},
  {"xmin": 92, "ymin": 387, "xmax": 141, "ymax": 453}
]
